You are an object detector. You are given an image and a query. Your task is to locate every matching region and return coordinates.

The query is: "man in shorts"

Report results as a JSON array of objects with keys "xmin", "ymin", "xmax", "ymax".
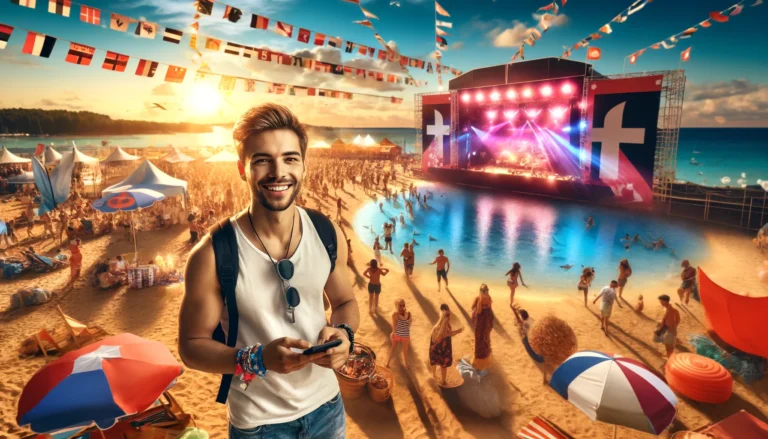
[
  {"xmin": 593, "ymin": 280, "xmax": 622, "ymax": 334},
  {"xmin": 429, "ymin": 249, "xmax": 450, "ymax": 292},
  {"xmin": 400, "ymin": 243, "xmax": 414, "ymax": 278},
  {"xmin": 677, "ymin": 260, "xmax": 697, "ymax": 305},
  {"xmin": 657, "ymin": 294, "xmax": 680, "ymax": 358},
  {"xmin": 383, "ymin": 223, "xmax": 394, "ymax": 254}
]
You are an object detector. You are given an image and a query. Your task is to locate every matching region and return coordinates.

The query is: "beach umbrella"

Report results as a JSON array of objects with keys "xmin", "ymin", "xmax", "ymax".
[
  {"xmin": 91, "ymin": 188, "xmax": 165, "ymax": 213},
  {"xmin": 550, "ymin": 351, "xmax": 677, "ymax": 436},
  {"xmin": 16, "ymin": 333, "xmax": 183, "ymax": 434}
]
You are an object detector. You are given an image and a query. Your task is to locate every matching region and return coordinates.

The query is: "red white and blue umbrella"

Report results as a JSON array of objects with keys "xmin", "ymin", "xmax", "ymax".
[
  {"xmin": 91, "ymin": 188, "xmax": 165, "ymax": 213},
  {"xmin": 17, "ymin": 333, "xmax": 183, "ymax": 434},
  {"xmin": 550, "ymin": 351, "xmax": 677, "ymax": 435}
]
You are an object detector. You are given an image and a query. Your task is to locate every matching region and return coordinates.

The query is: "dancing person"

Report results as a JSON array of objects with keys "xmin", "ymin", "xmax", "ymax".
[
  {"xmin": 678, "ymin": 260, "xmax": 697, "ymax": 305},
  {"xmin": 373, "ymin": 236, "xmax": 383, "ymax": 267},
  {"xmin": 386, "ymin": 298, "xmax": 412, "ymax": 368},
  {"xmin": 471, "ymin": 284, "xmax": 494, "ymax": 370},
  {"xmin": 429, "ymin": 249, "xmax": 450, "ymax": 292},
  {"xmin": 577, "ymin": 267, "xmax": 595, "ymax": 307},
  {"xmin": 505, "ymin": 262, "xmax": 526, "ymax": 306},
  {"xmin": 593, "ymin": 280, "xmax": 622, "ymax": 334},
  {"xmin": 617, "ymin": 258, "xmax": 632, "ymax": 298},
  {"xmin": 363, "ymin": 259, "xmax": 389, "ymax": 314},
  {"xmin": 179, "ymin": 104, "xmax": 359, "ymax": 439},
  {"xmin": 656, "ymin": 294, "xmax": 680, "ymax": 359},
  {"xmin": 429, "ymin": 304, "xmax": 462, "ymax": 385}
]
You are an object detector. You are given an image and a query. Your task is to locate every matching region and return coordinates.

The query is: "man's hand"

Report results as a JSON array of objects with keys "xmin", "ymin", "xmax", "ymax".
[
  {"xmin": 312, "ymin": 326, "xmax": 351, "ymax": 370},
  {"xmin": 261, "ymin": 337, "xmax": 328, "ymax": 374}
]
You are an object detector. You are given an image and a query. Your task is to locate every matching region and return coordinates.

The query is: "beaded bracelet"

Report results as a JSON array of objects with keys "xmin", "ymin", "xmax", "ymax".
[{"xmin": 235, "ymin": 344, "xmax": 266, "ymax": 391}]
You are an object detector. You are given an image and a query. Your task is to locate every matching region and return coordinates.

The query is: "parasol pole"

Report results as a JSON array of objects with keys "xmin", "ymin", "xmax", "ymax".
[
  {"xmin": 613, "ymin": 425, "xmax": 617, "ymax": 439},
  {"xmin": 132, "ymin": 211, "xmax": 138, "ymax": 264}
]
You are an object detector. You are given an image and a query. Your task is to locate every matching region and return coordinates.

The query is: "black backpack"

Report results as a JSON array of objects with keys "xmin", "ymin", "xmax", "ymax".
[{"xmin": 210, "ymin": 208, "xmax": 337, "ymax": 404}]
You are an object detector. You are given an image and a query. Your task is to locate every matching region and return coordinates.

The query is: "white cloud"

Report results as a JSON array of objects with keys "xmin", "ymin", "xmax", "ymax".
[
  {"xmin": 682, "ymin": 80, "xmax": 768, "ymax": 127},
  {"xmin": 491, "ymin": 23, "xmax": 530, "ymax": 48},
  {"xmin": 469, "ymin": 14, "xmax": 568, "ymax": 48},
  {"xmin": 450, "ymin": 41, "xmax": 464, "ymax": 50}
]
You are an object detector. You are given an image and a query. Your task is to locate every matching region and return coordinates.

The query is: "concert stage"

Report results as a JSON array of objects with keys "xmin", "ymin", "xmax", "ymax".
[{"xmin": 417, "ymin": 58, "xmax": 686, "ymax": 207}]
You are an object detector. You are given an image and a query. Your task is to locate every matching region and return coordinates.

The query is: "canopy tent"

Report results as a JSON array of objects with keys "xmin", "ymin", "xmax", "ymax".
[
  {"xmin": 103, "ymin": 160, "xmax": 187, "ymax": 198},
  {"xmin": 331, "ymin": 139, "xmax": 346, "ymax": 148},
  {"xmin": 161, "ymin": 147, "xmax": 195, "ymax": 164},
  {"xmin": 351, "ymin": 135, "xmax": 363, "ymax": 145},
  {"xmin": 102, "ymin": 146, "xmax": 140, "ymax": 164},
  {"xmin": 204, "ymin": 150, "xmax": 239, "ymax": 163},
  {"xmin": 71, "ymin": 145, "xmax": 99, "ymax": 166},
  {"xmin": 698, "ymin": 268, "xmax": 768, "ymax": 359},
  {"xmin": 361, "ymin": 135, "xmax": 377, "ymax": 147},
  {"xmin": 0, "ymin": 147, "xmax": 31, "ymax": 164},
  {"xmin": 310, "ymin": 140, "xmax": 330, "ymax": 149},
  {"xmin": 7, "ymin": 171, "xmax": 35, "ymax": 184},
  {"xmin": 43, "ymin": 145, "xmax": 62, "ymax": 164},
  {"xmin": 379, "ymin": 137, "xmax": 397, "ymax": 147}
]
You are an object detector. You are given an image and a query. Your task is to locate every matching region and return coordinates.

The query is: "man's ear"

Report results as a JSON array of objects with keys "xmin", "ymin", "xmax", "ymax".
[{"xmin": 237, "ymin": 161, "xmax": 246, "ymax": 181}]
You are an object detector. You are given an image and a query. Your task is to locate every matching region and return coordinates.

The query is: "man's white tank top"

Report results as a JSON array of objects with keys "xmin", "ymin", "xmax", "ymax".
[{"xmin": 222, "ymin": 207, "xmax": 340, "ymax": 429}]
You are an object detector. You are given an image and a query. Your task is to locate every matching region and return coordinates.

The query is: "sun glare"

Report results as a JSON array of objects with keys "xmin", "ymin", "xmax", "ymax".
[{"xmin": 186, "ymin": 84, "xmax": 223, "ymax": 116}]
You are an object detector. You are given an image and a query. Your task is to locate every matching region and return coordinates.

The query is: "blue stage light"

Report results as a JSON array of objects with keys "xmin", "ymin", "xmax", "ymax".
[
  {"xmin": 579, "ymin": 120, "xmax": 587, "ymax": 130},
  {"xmin": 562, "ymin": 126, "xmax": 572, "ymax": 133}
]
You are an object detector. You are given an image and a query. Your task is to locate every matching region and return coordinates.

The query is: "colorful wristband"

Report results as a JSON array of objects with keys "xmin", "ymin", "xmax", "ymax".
[{"xmin": 335, "ymin": 323, "xmax": 355, "ymax": 354}]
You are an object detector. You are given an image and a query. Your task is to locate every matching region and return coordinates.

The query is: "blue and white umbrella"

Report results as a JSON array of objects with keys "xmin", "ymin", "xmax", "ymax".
[
  {"xmin": 92, "ymin": 189, "xmax": 165, "ymax": 213},
  {"xmin": 550, "ymin": 351, "xmax": 677, "ymax": 435}
]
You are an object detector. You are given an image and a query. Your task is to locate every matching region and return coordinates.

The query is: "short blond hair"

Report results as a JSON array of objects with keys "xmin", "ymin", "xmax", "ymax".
[{"xmin": 232, "ymin": 103, "xmax": 308, "ymax": 161}]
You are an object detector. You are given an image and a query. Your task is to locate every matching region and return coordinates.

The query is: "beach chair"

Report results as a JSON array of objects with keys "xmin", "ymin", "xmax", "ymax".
[
  {"xmin": 19, "ymin": 306, "xmax": 107, "ymax": 358},
  {"xmin": 517, "ymin": 416, "xmax": 575, "ymax": 439}
]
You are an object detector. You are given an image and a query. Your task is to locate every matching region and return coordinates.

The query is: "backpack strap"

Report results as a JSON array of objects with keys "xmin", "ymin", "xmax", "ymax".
[
  {"xmin": 304, "ymin": 208, "xmax": 337, "ymax": 273},
  {"xmin": 210, "ymin": 217, "xmax": 240, "ymax": 404}
]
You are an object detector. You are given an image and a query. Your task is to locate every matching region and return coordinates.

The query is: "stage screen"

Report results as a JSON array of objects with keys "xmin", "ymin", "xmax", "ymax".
[
  {"xmin": 586, "ymin": 75, "xmax": 663, "ymax": 204},
  {"xmin": 421, "ymin": 93, "xmax": 451, "ymax": 171}
]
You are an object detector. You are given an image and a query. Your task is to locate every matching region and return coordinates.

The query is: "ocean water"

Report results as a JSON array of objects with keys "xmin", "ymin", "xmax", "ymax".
[
  {"xmin": 353, "ymin": 184, "xmax": 708, "ymax": 291},
  {"xmin": 3, "ymin": 128, "xmax": 766, "ymax": 186}
]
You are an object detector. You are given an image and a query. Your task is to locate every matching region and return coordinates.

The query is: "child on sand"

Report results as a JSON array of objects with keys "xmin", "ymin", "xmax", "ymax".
[
  {"xmin": 634, "ymin": 294, "xmax": 644, "ymax": 312},
  {"xmin": 363, "ymin": 259, "xmax": 389, "ymax": 314}
]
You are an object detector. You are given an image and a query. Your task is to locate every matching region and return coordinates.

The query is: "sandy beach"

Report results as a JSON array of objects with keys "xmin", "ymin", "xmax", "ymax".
[{"xmin": 1, "ymin": 171, "xmax": 767, "ymax": 439}]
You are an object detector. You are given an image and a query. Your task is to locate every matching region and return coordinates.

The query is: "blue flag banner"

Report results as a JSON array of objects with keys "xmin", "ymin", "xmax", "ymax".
[{"xmin": 32, "ymin": 152, "xmax": 75, "ymax": 216}]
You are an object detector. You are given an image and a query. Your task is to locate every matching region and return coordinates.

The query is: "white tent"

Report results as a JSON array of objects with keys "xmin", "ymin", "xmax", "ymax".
[
  {"xmin": 71, "ymin": 145, "xmax": 100, "ymax": 165},
  {"xmin": 7, "ymin": 171, "xmax": 34, "ymax": 184},
  {"xmin": 102, "ymin": 146, "xmax": 140, "ymax": 164},
  {"xmin": 205, "ymin": 150, "xmax": 239, "ymax": 163},
  {"xmin": 44, "ymin": 145, "xmax": 63, "ymax": 164},
  {"xmin": 162, "ymin": 147, "xmax": 196, "ymax": 164},
  {"xmin": 0, "ymin": 146, "xmax": 31, "ymax": 164},
  {"xmin": 361, "ymin": 135, "xmax": 377, "ymax": 147},
  {"xmin": 310, "ymin": 140, "xmax": 331, "ymax": 149},
  {"xmin": 103, "ymin": 159, "xmax": 188, "ymax": 198},
  {"xmin": 351, "ymin": 135, "xmax": 363, "ymax": 145}
]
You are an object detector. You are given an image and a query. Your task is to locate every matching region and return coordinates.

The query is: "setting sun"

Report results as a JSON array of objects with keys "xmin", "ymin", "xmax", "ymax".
[{"xmin": 184, "ymin": 84, "xmax": 223, "ymax": 116}]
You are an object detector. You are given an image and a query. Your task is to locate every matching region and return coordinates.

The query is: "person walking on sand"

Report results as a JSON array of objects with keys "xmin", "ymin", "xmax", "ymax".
[
  {"xmin": 386, "ymin": 298, "xmax": 412, "ymax": 368},
  {"xmin": 617, "ymin": 258, "xmax": 632, "ymax": 298},
  {"xmin": 373, "ymin": 236, "xmax": 383, "ymax": 267},
  {"xmin": 593, "ymin": 280, "xmax": 622, "ymax": 334},
  {"xmin": 577, "ymin": 267, "xmax": 595, "ymax": 306},
  {"xmin": 430, "ymin": 304, "xmax": 463, "ymax": 385},
  {"xmin": 429, "ymin": 249, "xmax": 450, "ymax": 292},
  {"xmin": 505, "ymin": 262, "xmax": 526, "ymax": 306},
  {"xmin": 363, "ymin": 259, "xmax": 389, "ymax": 314},
  {"xmin": 400, "ymin": 243, "xmax": 415, "ymax": 278},
  {"xmin": 336, "ymin": 196, "xmax": 343, "ymax": 221},
  {"xmin": 678, "ymin": 260, "xmax": 697, "ymax": 305},
  {"xmin": 656, "ymin": 294, "xmax": 680, "ymax": 359},
  {"xmin": 67, "ymin": 238, "xmax": 83, "ymax": 289},
  {"xmin": 471, "ymin": 284, "xmax": 494, "ymax": 370},
  {"xmin": 383, "ymin": 223, "xmax": 394, "ymax": 254}
]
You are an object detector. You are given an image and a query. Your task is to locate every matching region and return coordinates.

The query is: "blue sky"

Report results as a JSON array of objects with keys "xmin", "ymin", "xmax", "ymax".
[{"xmin": 0, "ymin": 0, "xmax": 766, "ymax": 127}]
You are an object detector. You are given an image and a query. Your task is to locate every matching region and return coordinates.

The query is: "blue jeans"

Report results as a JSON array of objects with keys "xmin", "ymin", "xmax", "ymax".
[{"xmin": 229, "ymin": 393, "xmax": 346, "ymax": 439}]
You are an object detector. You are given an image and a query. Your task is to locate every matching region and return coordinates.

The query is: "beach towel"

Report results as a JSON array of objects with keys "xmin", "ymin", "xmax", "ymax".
[{"xmin": 2, "ymin": 260, "xmax": 23, "ymax": 278}]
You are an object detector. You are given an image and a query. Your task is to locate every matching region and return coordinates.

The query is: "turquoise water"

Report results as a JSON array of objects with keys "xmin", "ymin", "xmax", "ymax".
[{"xmin": 353, "ymin": 184, "xmax": 709, "ymax": 291}]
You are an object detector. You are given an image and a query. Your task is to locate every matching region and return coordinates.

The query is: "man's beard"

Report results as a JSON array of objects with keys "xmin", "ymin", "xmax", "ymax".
[{"xmin": 253, "ymin": 178, "xmax": 302, "ymax": 212}]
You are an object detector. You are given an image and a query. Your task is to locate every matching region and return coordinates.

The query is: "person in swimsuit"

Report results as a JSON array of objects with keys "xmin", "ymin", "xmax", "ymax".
[
  {"xmin": 386, "ymin": 298, "xmax": 412, "ymax": 368},
  {"xmin": 429, "ymin": 304, "xmax": 462, "ymax": 385},
  {"xmin": 657, "ymin": 294, "xmax": 680, "ymax": 359},
  {"xmin": 505, "ymin": 262, "xmax": 526, "ymax": 306},
  {"xmin": 383, "ymin": 223, "xmax": 394, "ymax": 254},
  {"xmin": 67, "ymin": 238, "xmax": 83, "ymax": 289},
  {"xmin": 577, "ymin": 267, "xmax": 595, "ymax": 307},
  {"xmin": 429, "ymin": 249, "xmax": 450, "ymax": 292},
  {"xmin": 617, "ymin": 259, "xmax": 632, "ymax": 298},
  {"xmin": 593, "ymin": 280, "xmax": 622, "ymax": 334},
  {"xmin": 678, "ymin": 260, "xmax": 697, "ymax": 305},
  {"xmin": 373, "ymin": 236, "xmax": 383, "ymax": 266},
  {"xmin": 363, "ymin": 259, "xmax": 389, "ymax": 314},
  {"xmin": 336, "ymin": 196, "xmax": 343, "ymax": 221}
]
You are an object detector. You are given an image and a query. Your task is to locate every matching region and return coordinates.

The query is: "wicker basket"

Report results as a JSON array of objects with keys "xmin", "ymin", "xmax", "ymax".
[
  {"xmin": 367, "ymin": 366, "xmax": 394, "ymax": 403},
  {"xmin": 335, "ymin": 343, "xmax": 376, "ymax": 400}
]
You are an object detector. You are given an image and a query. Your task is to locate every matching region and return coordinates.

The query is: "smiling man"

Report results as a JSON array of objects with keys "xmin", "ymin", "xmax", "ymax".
[{"xmin": 179, "ymin": 103, "xmax": 359, "ymax": 438}]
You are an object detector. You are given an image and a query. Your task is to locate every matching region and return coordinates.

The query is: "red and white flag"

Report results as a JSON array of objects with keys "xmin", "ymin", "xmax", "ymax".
[
  {"xmin": 22, "ymin": 32, "xmax": 56, "ymax": 58},
  {"xmin": 251, "ymin": 14, "xmax": 269, "ymax": 30},
  {"xmin": 629, "ymin": 53, "xmax": 638, "ymax": 64},
  {"xmin": 65, "ymin": 42, "xmax": 95, "ymax": 66},
  {"xmin": 730, "ymin": 4, "xmax": 743, "ymax": 15},
  {"xmin": 298, "ymin": 28, "xmax": 310, "ymax": 43},
  {"xmin": 275, "ymin": 21, "xmax": 293, "ymax": 38},
  {"xmin": 135, "ymin": 59, "xmax": 158, "ymax": 77},
  {"xmin": 354, "ymin": 20, "xmax": 373, "ymax": 28},
  {"xmin": 314, "ymin": 32, "xmax": 326, "ymax": 45},
  {"xmin": 680, "ymin": 27, "xmax": 697, "ymax": 38},
  {"xmin": 586, "ymin": 47, "xmax": 602, "ymax": 60},
  {"xmin": 709, "ymin": 11, "xmax": 729, "ymax": 22},
  {"xmin": 110, "ymin": 13, "xmax": 130, "ymax": 32},
  {"xmin": 680, "ymin": 47, "xmax": 692, "ymax": 62},
  {"xmin": 599, "ymin": 24, "xmax": 613, "ymax": 34},
  {"xmin": 48, "ymin": 0, "xmax": 71, "ymax": 17},
  {"xmin": 435, "ymin": 1, "xmax": 450, "ymax": 17},
  {"xmin": 0, "ymin": 23, "xmax": 13, "ymax": 50},
  {"xmin": 79, "ymin": 5, "xmax": 100, "ymax": 25},
  {"xmin": 11, "ymin": 0, "xmax": 36, "ymax": 8}
]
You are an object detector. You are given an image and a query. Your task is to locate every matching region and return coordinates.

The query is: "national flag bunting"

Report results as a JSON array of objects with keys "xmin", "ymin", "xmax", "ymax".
[
  {"xmin": 10, "ymin": 0, "xmax": 37, "ymax": 8},
  {"xmin": 660, "ymin": 40, "xmax": 676, "ymax": 49},
  {"xmin": 586, "ymin": 47, "xmax": 601, "ymax": 60},
  {"xmin": 244, "ymin": 79, "xmax": 256, "ymax": 92},
  {"xmin": 224, "ymin": 42, "xmax": 243, "ymax": 55},
  {"xmin": 361, "ymin": 7, "xmax": 379, "ymax": 19},
  {"xmin": 355, "ymin": 20, "xmax": 373, "ymax": 28},
  {"xmin": 0, "ymin": 24, "xmax": 13, "ymax": 50},
  {"xmin": 314, "ymin": 32, "xmax": 326, "ymax": 45},
  {"xmin": 48, "ymin": 0, "xmax": 71, "ymax": 16},
  {"xmin": 629, "ymin": 53, "xmax": 638, "ymax": 64},
  {"xmin": 22, "ymin": 31, "xmax": 56, "ymax": 58},
  {"xmin": 204, "ymin": 37, "xmax": 221, "ymax": 51},
  {"xmin": 135, "ymin": 21, "xmax": 157, "ymax": 39},
  {"xmin": 110, "ymin": 13, "xmax": 130, "ymax": 32},
  {"xmin": 165, "ymin": 65, "xmax": 187, "ymax": 83},
  {"xmin": 196, "ymin": 0, "xmax": 213, "ymax": 16},
  {"xmin": 435, "ymin": 1, "xmax": 450, "ymax": 17},
  {"xmin": 102, "ymin": 51, "xmax": 129, "ymax": 72},
  {"xmin": 436, "ymin": 27, "xmax": 449, "ymax": 36},
  {"xmin": 224, "ymin": 5, "xmax": 242, "ymax": 23},
  {"xmin": 436, "ymin": 36, "xmax": 448, "ymax": 50},
  {"xmin": 680, "ymin": 27, "xmax": 697, "ymax": 39},
  {"xmin": 627, "ymin": 0, "xmax": 648, "ymax": 15},
  {"xmin": 681, "ymin": 47, "xmax": 691, "ymax": 62},
  {"xmin": 328, "ymin": 36, "xmax": 341, "ymax": 47},
  {"xmin": 730, "ymin": 4, "xmax": 743, "ymax": 16},
  {"xmin": 436, "ymin": 20, "xmax": 452, "ymax": 28},
  {"xmin": 391, "ymin": 97, "xmax": 403, "ymax": 104},
  {"xmin": 599, "ymin": 24, "xmax": 612, "ymax": 34},
  {"xmin": 35, "ymin": 143, "xmax": 45, "ymax": 156},
  {"xmin": 251, "ymin": 14, "xmax": 269, "ymax": 30},
  {"xmin": 298, "ymin": 28, "xmax": 310, "ymax": 43},
  {"xmin": 219, "ymin": 76, "xmax": 236, "ymax": 93},
  {"xmin": 612, "ymin": 14, "xmax": 627, "ymax": 23},
  {"xmin": 65, "ymin": 42, "xmax": 94, "ymax": 65},
  {"xmin": 79, "ymin": 5, "xmax": 100, "ymax": 25},
  {"xmin": 709, "ymin": 11, "xmax": 729, "ymax": 23},
  {"xmin": 163, "ymin": 28, "xmax": 183, "ymax": 44},
  {"xmin": 275, "ymin": 21, "xmax": 293, "ymax": 38},
  {"xmin": 357, "ymin": 44, "xmax": 367, "ymax": 55},
  {"xmin": 135, "ymin": 59, "xmax": 158, "ymax": 77},
  {"xmin": 699, "ymin": 20, "xmax": 712, "ymax": 28},
  {"xmin": 344, "ymin": 41, "xmax": 355, "ymax": 53}
]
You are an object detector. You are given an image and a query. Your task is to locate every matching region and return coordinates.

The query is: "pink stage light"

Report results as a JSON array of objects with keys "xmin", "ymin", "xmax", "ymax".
[
  {"xmin": 475, "ymin": 92, "xmax": 485, "ymax": 102},
  {"xmin": 522, "ymin": 88, "xmax": 533, "ymax": 99},
  {"xmin": 524, "ymin": 108, "xmax": 541, "ymax": 119},
  {"xmin": 461, "ymin": 93, "xmax": 471, "ymax": 103},
  {"xmin": 506, "ymin": 89, "xmax": 517, "ymax": 100},
  {"xmin": 540, "ymin": 85, "xmax": 553, "ymax": 97},
  {"xmin": 561, "ymin": 83, "xmax": 574, "ymax": 95},
  {"xmin": 549, "ymin": 107, "xmax": 568, "ymax": 120},
  {"xmin": 486, "ymin": 110, "xmax": 498, "ymax": 120},
  {"xmin": 503, "ymin": 110, "xmax": 518, "ymax": 120},
  {"xmin": 490, "ymin": 91, "xmax": 501, "ymax": 102},
  {"xmin": 578, "ymin": 100, "xmax": 588, "ymax": 110}
]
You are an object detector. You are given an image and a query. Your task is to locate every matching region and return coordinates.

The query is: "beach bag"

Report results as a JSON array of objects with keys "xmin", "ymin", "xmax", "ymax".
[{"xmin": 210, "ymin": 208, "xmax": 338, "ymax": 404}]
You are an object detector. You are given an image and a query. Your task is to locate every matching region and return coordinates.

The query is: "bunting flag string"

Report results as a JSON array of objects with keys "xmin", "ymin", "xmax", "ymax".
[
  {"xmin": 511, "ymin": 1, "xmax": 568, "ymax": 62},
  {"xmin": 0, "ymin": 21, "xmax": 404, "ymax": 103},
  {"xmin": 561, "ymin": 0, "xmax": 653, "ymax": 59},
  {"xmin": 625, "ymin": 0, "xmax": 759, "ymax": 65}
]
